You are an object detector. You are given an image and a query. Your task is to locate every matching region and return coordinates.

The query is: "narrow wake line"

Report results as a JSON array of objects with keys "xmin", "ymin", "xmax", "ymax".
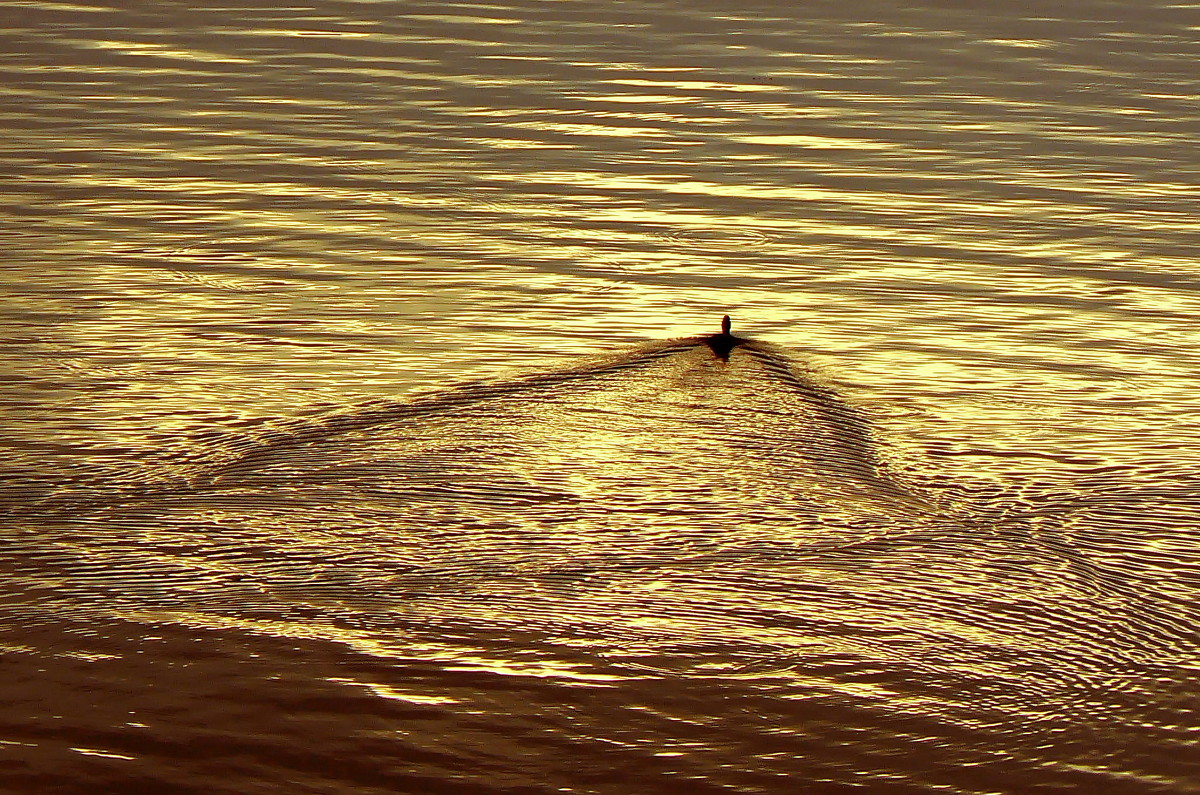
[
  {"xmin": 741, "ymin": 340, "xmax": 936, "ymax": 513},
  {"xmin": 200, "ymin": 338, "xmax": 704, "ymax": 483}
]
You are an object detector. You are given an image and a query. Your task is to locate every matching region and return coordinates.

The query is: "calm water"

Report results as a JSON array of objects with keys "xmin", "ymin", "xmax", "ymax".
[{"xmin": 3, "ymin": 0, "xmax": 1200, "ymax": 792}]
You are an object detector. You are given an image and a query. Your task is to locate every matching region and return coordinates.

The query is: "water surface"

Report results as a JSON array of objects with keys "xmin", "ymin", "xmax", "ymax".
[{"xmin": 2, "ymin": 0, "xmax": 1199, "ymax": 792}]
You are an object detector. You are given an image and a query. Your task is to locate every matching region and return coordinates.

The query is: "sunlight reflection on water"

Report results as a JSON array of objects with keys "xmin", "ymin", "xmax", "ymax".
[{"xmin": 2, "ymin": 0, "xmax": 1199, "ymax": 792}]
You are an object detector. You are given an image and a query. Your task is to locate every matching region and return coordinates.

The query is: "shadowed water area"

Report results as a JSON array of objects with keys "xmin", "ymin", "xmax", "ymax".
[{"xmin": 2, "ymin": 0, "xmax": 1200, "ymax": 792}]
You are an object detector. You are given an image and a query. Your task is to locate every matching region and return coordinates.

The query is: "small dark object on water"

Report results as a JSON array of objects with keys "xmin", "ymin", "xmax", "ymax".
[{"xmin": 707, "ymin": 314, "xmax": 738, "ymax": 360}]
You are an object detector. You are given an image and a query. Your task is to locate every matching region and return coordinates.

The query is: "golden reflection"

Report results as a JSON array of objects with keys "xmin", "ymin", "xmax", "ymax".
[
  {"xmin": 71, "ymin": 38, "xmax": 255, "ymax": 64},
  {"xmin": 607, "ymin": 78, "xmax": 777, "ymax": 92},
  {"xmin": 735, "ymin": 134, "xmax": 896, "ymax": 149},
  {"xmin": 236, "ymin": 29, "xmax": 373, "ymax": 40},
  {"xmin": 326, "ymin": 677, "xmax": 461, "ymax": 705},
  {"xmin": 6, "ymin": 0, "xmax": 112, "ymax": 11},
  {"xmin": 69, "ymin": 748, "xmax": 137, "ymax": 761},
  {"xmin": 507, "ymin": 120, "xmax": 669, "ymax": 138},
  {"xmin": 978, "ymin": 38, "xmax": 1052, "ymax": 49},
  {"xmin": 400, "ymin": 14, "xmax": 521, "ymax": 25},
  {"xmin": 585, "ymin": 93, "xmax": 693, "ymax": 104}
]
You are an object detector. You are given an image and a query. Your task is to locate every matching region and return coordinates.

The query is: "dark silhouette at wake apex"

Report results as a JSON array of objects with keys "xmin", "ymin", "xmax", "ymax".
[{"xmin": 706, "ymin": 314, "xmax": 739, "ymax": 360}]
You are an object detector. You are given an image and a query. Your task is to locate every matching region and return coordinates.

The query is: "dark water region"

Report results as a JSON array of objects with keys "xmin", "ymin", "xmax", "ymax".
[{"xmin": 3, "ymin": 0, "xmax": 1200, "ymax": 792}]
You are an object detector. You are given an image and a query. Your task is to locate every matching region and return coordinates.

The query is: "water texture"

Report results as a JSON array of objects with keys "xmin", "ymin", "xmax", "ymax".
[{"xmin": 2, "ymin": 1, "xmax": 1199, "ymax": 792}]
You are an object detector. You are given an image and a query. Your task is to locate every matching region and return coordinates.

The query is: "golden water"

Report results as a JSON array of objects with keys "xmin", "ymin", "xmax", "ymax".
[{"xmin": 2, "ymin": 1, "xmax": 1198, "ymax": 792}]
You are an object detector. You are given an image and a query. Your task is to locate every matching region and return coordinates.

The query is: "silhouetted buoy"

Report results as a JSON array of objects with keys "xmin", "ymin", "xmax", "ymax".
[{"xmin": 706, "ymin": 314, "xmax": 737, "ymax": 360}]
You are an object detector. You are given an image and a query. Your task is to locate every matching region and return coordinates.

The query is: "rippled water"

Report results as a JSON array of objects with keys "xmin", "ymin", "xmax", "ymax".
[{"xmin": 3, "ymin": 1, "xmax": 1199, "ymax": 792}]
